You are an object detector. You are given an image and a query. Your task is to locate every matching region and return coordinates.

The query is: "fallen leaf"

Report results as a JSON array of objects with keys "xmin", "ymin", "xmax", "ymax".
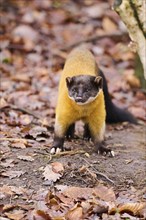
[
  {"xmin": 124, "ymin": 69, "xmax": 141, "ymax": 88},
  {"xmin": 28, "ymin": 209, "xmax": 54, "ymax": 220},
  {"xmin": 109, "ymin": 202, "xmax": 146, "ymax": 217},
  {"xmin": 13, "ymin": 25, "xmax": 38, "ymax": 41},
  {"xmin": 0, "ymin": 217, "xmax": 10, "ymax": 220},
  {"xmin": 27, "ymin": 53, "xmax": 42, "ymax": 63},
  {"xmin": 102, "ymin": 17, "xmax": 117, "ymax": 33},
  {"xmin": 11, "ymin": 74, "xmax": 31, "ymax": 83},
  {"xmin": 2, "ymin": 170, "xmax": 25, "ymax": 179},
  {"xmin": 49, "ymin": 10, "xmax": 67, "ymax": 24},
  {"xmin": 83, "ymin": 3, "xmax": 108, "ymax": 19},
  {"xmin": 60, "ymin": 185, "xmax": 115, "ymax": 202},
  {"xmin": 28, "ymin": 126, "xmax": 48, "ymax": 139},
  {"xmin": 121, "ymin": 213, "xmax": 138, "ymax": 220},
  {"xmin": 5, "ymin": 210, "xmax": 25, "ymax": 220},
  {"xmin": 52, "ymin": 162, "xmax": 64, "ymax": 173},
  {"xmin": 10, "ymin": 186, "xmax": 28, "ymax": 195},
  {"xmin": 2, "ymin": 204, "xmax": 17, "ymax": 212},
  {"xmin": 37, "ymin": 210, "xmax": 53, "ymax": 220},
  {"xmin": 43, "ymin": 162, "xmax": 64, "ymax": 183},
  {"xmin": 126, "ymin": 74, "xmax": 141, "ymax": 88},
  {"xmin": 1, "ymin": 159, "xmax": 14, "ymax": 168},
  {"xmin": 0, "ymin": 98, "xmax": 8, "ymax": 108},
  {"xmin": 17, "ymin": 155, "xmax": 34, "ymax": 161},
  {"xmin": 11, "ymin": 142, "xmax": 26, "ymax": 149},
  {"xmin": 65, "ymin": 205, "xmax": 83, "ymax": 220},
  {"xmin": 0, "ymin": 185, "xmax": 14, "ymax": 196}
]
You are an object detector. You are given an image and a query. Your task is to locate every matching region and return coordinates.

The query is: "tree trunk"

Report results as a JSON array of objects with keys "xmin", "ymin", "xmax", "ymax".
[{"xmin": 113, "ymin": 0, "xmax": 146, "ymax": 79}]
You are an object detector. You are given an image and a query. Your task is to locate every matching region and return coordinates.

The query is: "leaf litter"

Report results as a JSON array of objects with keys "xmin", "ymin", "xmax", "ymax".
[{"xmin": 0, "ymin": 0, "xmax": 145, "ymax": 219}]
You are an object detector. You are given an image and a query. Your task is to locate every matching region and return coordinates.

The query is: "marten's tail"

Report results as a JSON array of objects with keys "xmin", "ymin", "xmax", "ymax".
[{"xmin": 99, "ymin": 70, "xmax": 137, "ymax": 124}]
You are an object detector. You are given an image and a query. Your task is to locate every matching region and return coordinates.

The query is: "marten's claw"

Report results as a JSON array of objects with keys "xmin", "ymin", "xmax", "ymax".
[
  {"xmin": 50, "ymin": 147, "xmax": 62, "ymax": 154},
  {"xmin": 110, "ymin": 150, "xmax": 115, "ymax": 157},
  {"xmin": 97, "ymin": 147, "xmax": 114, "ymax": 157}
]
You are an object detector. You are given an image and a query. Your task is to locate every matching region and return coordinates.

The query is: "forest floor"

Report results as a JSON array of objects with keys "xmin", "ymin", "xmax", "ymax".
[
  {"xmin": 1, "ymin": 123, "xmax": 146, "ymax": 219},
  {"xmin": 0, "ymin": 0, "xmax": 146, "ymax": 219}
]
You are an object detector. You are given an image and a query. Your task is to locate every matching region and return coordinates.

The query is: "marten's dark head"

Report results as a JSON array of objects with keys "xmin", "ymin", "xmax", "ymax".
[{"xmin": 66, "ymin": 75, "xmax": 103, "ymax": 105}]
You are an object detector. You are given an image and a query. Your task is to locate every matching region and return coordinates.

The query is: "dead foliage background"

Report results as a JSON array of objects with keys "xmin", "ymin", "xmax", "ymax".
[{"xmin": 0, "ymin": 0, "xmax": 146, "ymax": 219}]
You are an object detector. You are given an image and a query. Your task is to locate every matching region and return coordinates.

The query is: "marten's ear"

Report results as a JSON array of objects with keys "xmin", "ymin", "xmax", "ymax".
[
  {"xmin": 66, "ymin": 77, "xmax": 73, "ymax": 87},
  {"xmin": 94, "ymin": 76, "xmax": 103, "ymax": 89}
]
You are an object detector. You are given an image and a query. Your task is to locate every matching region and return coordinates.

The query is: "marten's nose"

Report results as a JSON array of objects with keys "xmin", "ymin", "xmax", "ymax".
[{"xmin": 75, "ymin": 96, "xmax": 82, "ymax": 102}]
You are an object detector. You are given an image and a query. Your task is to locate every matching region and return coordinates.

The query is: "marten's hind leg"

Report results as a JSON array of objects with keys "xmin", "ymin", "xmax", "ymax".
[
  {"xmin": 66, "ymin": 123, "xmax": 75, "ymax": 140},
  {"xmin": 83, "ymin": 124, "xmax": 91, "ymax": 140}
]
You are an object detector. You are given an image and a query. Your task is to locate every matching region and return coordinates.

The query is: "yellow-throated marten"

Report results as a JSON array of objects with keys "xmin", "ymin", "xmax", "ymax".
[{"xmin": 51, "ymin": 48, "xmax": 137, "ymax": 155}]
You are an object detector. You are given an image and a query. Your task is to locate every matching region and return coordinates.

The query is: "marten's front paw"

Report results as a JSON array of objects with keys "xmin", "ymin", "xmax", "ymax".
[
  {"xmin": 50, "ymin": 146, "xmax": 64, "ymax": 154},
  {"xmin": 96, "ymin": 144, "xmax": 115, "ymax": 157},
  {"xmin": 51, "ymin": 137, "xmax": 64, "ymax": 154}
]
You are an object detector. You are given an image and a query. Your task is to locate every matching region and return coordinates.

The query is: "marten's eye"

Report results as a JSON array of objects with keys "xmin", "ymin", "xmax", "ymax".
[{"xmin": 72, "ymin": 88, "xmax": 77, "ymax": 92}]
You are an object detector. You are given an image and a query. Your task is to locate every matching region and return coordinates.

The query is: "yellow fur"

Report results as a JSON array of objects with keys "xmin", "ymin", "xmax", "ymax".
[{"xmin": 55, "ymin": 48, "xmax": 106, "ymax": 142}]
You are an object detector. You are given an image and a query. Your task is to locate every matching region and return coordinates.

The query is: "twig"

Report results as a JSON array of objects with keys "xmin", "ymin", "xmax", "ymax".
[
  {"xmin": 60, "ymin": 31, "xmax": 128, "ymax": 51},
  {"xmin": 51, "ymin": 150, "xmax": 86, "ymax": 157},
  {"xmin": 34, "ymin": 150, "xmax": 53, "ymax": 162},
  {"xmin": 33, "ymin": 150, "xmax": 86, "ymax": 162},
  {"xmin": 1, "ymin": 104, "xmax": 40, "ymax": 119},
  {"xmin": 81, "ymin": 157, "xmax": 114, "ymax": 184}
]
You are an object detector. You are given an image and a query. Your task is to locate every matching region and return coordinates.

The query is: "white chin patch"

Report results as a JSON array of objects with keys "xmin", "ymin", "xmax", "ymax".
[
  {"xmin": 68, "ymin": 96, "xmax": 96, "ymax": 105},
  {"xmin": 68, "ymin": 90, "xmax": 101, "ymax": 105},
  {"xmin": 76, "ymin": 97, "xmax": 96, "ymax": 105}
]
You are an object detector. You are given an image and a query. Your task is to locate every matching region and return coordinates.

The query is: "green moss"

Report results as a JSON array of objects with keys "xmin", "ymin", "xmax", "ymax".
[
  {"xmin": 135, "ymin": 53, "xmax": 146, "ymax": 88},
  {"xmin": 2, "ymin": 57, "xmax": 12, "ymax": 64}
]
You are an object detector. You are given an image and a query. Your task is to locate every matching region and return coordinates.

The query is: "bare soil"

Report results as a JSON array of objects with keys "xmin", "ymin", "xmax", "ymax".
[{"xmin": 1, "ymin": 123, "xmax": 145, "ymax": 206}]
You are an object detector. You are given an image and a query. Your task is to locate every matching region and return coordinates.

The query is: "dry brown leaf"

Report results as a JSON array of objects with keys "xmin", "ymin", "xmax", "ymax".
[
  {"xmin": 2, "ymin": 204, "xmax": 17, "ymax": 212},
  {"xmin": 2, "ymin": 170, "xmax": 25, "ymax": 179},
  {"xmin": 93, "ymin": 186, "xmax": 116, "ymax": 202},
  {"xmin": 126, "ymin": 74, "xmax": 141, "ymax": 88},
  {"xmin": 49, "ymin": 10, "xmax": 67, "ymax": 25},
  {"xmin": 29, "ymin": 126, "xmax": 48, "ymax": 138},
  {"xmin": 0, "ymin": 217, "xmax": 10, "ymax": 220},
  {"xmin": 84, "ymin": 3, "xmax": 108, "ymax": 18},
  {"xmin": 121, "ymin": 51, "xmax": 135, "ymax": 61},
  {"xmin": 52, "ymin": 162, "xmax": 64, "ymax": 174},
  {"xmin": 43, "ymin": 162, "xmax": 64, "ymax": 183},
  {"xmin": 1, "ymin": 159, "xmax": 14, "ymax": 168},
  {"xmin": 37, "ymin": 210, "xmax": 53, "ymax": 220},
  {"xmin": 124, "ymin": 69, "xmax": 141, "ymax": 88},
  {"xmin": 11, "ymin": 74, "xmax": 30, "ymax": 83},
  {"xmin": 62, "ymin": 186, "xmax": 115, "ymax": 202},
  {"xmin": 17, "ymin": 155, "xmax": 34, "ymax": 161},
  {"xmin": 5, "ymin": 210, "xmax": 25, "ymax": 220},
  {"xmin": 109, "ymin": 202, "xmax": 146, "ymax": 217},
  {"xmin": 62, "ymin": 187, "xmax": 91, "ymax": 200},
  {"xmin": 102, "ymin": 17, "xmax": 117, "ymax": 33},
  {"xmin": 11, "ymin": 142, "xmax": 26, "ymax": 149},
  {"xmin": 9, "ymin": 186, "xmax": 28, "ymax": 195},
  {"xmin": 119, "ymin": 203, "xmax": 146, "ymax": 216},
  {"xmin": 0, "ymin": 98, "xmax": 8, "ymax": 108},
  {"xmin": 121, "ymin": 213, "xmax": 138, "ymax": 220},
  {"xmin": 13, "ymin": 25, "xmax": 38, "ymax": 41},
  {"xmin": 65, "ymin": 206, "xmax": 83, "ymax": 220},
  {"xmin": 28, "ymin": 209, "xmax": 53, "ymax": 220},
  {"xmin": 0, "ymin": 186, "xmax": 14, "ymax": 196}
]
